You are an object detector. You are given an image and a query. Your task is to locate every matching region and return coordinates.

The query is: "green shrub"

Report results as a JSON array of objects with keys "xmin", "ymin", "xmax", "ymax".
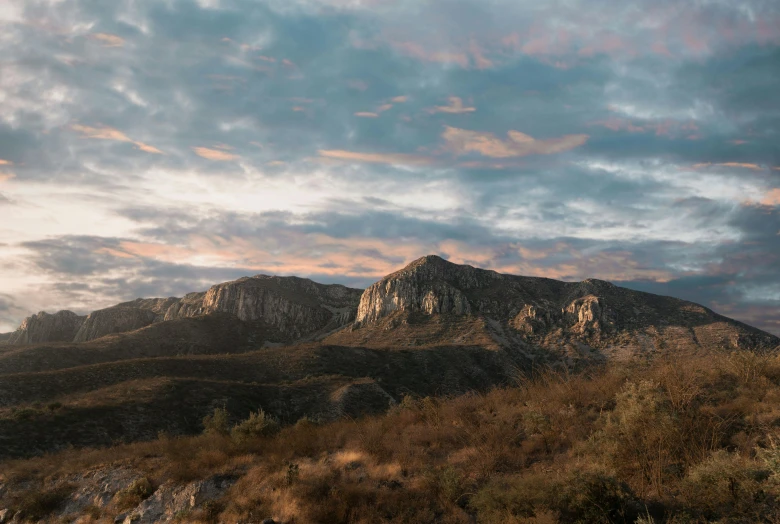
[
  {"xmin": 202, "ymin": 407, "xmax": 230, "ymax": 435},
  {"xmin": 14, "ymin": 484, "xmax": 74, "ymax": 520},
  {"xmin": 681, "ymin": 450, "xmax": 768, "ymax": 520},
  {"xmin": 115, "ymin": 477, "xmax": 155, "ymax": 510},
  {"xmin": 231, "ymin": 409, "xmax": 280, "ymax": 443},
  {"xmin": 552, "ymin": 472, "xmax": 640, "ymax": 524},
  {"xmin": 470, "ymin": 476, "xmax": 542, "ymax": 522}
]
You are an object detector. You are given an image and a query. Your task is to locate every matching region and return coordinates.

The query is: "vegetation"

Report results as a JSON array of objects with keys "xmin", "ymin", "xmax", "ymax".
[{"xmin": 3, "ymin": 350, "xmax": 780, "ymax": 522}]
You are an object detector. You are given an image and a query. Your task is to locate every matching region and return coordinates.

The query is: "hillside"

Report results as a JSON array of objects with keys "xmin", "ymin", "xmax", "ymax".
[
  {"xmin": 2, "ymin": 350, "xmax": 780, "ymax": 523},
  {"xmin": 0, "ymin": 255, "xmax": 777, "ymax": 463}
]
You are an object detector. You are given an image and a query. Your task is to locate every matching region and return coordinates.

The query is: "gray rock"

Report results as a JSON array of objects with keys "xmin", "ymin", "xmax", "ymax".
[
  {"xmin": 73, "ymin": 306, "xmax": 158, "ymax": 343},
  {"xmin": 6, "ymin": 310, "xmax": 85, "ymax": 345},
  {"xmin": 166, "ymin": 275, "xmax": 362, "ymax": 340},
  {"xmin": 122, "ymin": 475, "xmax": 235, "ymax": 523}
]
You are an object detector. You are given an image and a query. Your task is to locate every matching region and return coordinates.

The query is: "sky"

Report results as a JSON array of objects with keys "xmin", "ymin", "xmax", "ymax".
[{"xmin": 0, "ymin": 0, "xmax": 779, "ymax": 335}]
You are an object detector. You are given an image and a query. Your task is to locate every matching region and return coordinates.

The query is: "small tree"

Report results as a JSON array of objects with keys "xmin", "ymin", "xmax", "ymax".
[
  {"xmin": 231, "ymin": 409, "xmax": 280, "ymax": 443},
  {"xmin": 202, "ymin": 406, "xmax": 230, "ymax": 435}
]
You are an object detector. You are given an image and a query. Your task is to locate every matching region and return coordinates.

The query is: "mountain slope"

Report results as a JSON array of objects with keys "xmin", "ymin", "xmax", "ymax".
[
  {"xmin": 0, "ymin": 255, "xmax": 777, "ymax": 459},
  {"xmin": 345, "ymin": 255, "xmax": 778, "ymax": 360},
  {"xmin": 2, "ymin": 275, "xmax": 363, "ymax": 347}
]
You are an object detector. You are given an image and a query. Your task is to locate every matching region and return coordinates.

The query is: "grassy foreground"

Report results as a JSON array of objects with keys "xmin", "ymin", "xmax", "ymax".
[{"xmin": 3, "ymin": 350, "xmax": 780, "ymax": 523}]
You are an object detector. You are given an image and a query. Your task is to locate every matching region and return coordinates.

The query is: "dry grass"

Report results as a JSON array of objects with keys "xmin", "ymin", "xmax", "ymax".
[{"xmin": 4, "ymin": 350, "xmax": 780, "ymax": 522}]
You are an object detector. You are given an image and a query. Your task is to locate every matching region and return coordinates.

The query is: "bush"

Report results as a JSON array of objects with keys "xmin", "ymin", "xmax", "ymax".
[
  {"xmin": 115, "ymin": 477, "xmax": 155, "ymax": 510},
  {"xmin": 202, "ymin": 407, "xmax": 230, "ymax": 435},
  {"xmin": 13, "ymin": 484, "xmax": 74, "ymax": 520},
  {"xmin": 230, "ymin": 409, "xmax": 280, "ymax": 443},
  {"xmin": 552, "ymin": 472, "xmax": 640, "ymax": 524},
  {"xmin": 681, "ymin": 450, "xmax": 768, "ymax": 520}
]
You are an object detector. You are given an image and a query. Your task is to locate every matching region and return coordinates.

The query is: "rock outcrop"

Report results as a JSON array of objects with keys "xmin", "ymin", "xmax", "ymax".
[
  {"xmin": 73, "ymin": 306, "xmax": 158, "ymax": 343},
  {"xmin": 7, "ymin": 276, "xmax": 362, "ymax": 344},
  {"xmin": 352, "ymin": 255, "xmax": 779, "ymax": 354},
  {"xmin": 6, "ymin": 310, "xmax": 86, "ymax": 345},
  {"xmin": 165, "ymin": 275, "xmax": 363, "ymax": 340}
]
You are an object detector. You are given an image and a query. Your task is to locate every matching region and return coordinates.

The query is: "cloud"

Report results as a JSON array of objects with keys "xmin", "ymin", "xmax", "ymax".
[
  {"xmin": 192, "ymin": 147, "xmax": 239, "ymax": 161},
  {"xmin": 761, "ymin": 189, "xmax": 780, "ymax": 206},
  {"xmin": 0, "ymin": 159, "xmax": 12, "ymax": 165},
  {"xmin": 390, "ymin": 96, "xmax": 408, "ymax": 103},
  {"xmin": 354, "ymin": 112, "xmax": 379, "ymax": 118},
  {"xmin": 692, "ymin": 162, "xmax": 764, "ymax": 171},
  {"xmin": 318, "ymin": 149, "xmax": 432, "ymax": 165},
  {"xmin": 89, "ymin": 33, "xmax": 125, "ymax": 48},
  {"xmin": 71, "ymin": 125, "xmax": 163, "ymax": 154},
  {"xmin": 441, "ymin": 126, "xmax": 588, "ymax": 158},
  {"xmin": 429, "ymin": 97, "xmax": 475, "ymax": 114}
]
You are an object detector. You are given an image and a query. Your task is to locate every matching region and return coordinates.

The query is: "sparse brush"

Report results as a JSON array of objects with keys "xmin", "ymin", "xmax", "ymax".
[
  {"xmin": 202, "ymin": 406, "xmax": 230, "ymax": 436},
  {"xmin": 231, "ymin": 409, "xmax": 280, "ymax": 443}
]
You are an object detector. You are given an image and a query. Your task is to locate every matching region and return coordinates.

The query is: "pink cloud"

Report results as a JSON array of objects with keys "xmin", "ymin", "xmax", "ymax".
[
  {"xmin": 441, "ymin": 126, "xmax": 588, "ymax": 158},
  {"xmin": 389, "ymin": 41, "xmax": 469, "ymax": 68},
  {"xmin": 761, "ymin": 189, "xmax": 780, "ymax": 206},
  {"xmin": 192, "ymin": 147, "xmax": 239, "ymax": 161},
  {"xmin": 428, "ymin": 97, "xmax": 476, "ymax": 114},
  {"xmin": 71, "ymin": 124, "xmax": 163, "ymax": 154},
  {"xmin": 355, "ymin": 112, "xmax": 379, "ymax": 118},
  {"xmin": 691, "ymin": 162, "xmax": 763, "ymax": 171},
  {"xmin": 318, "ymin": 149, "xmax": 433, "ymax": 166},
  {"xmin": 89, "ymin": 33, "xmax": 124, "ymax": 47}
]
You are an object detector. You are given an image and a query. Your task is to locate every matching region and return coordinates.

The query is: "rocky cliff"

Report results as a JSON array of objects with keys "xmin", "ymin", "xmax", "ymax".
[
  {"xmin": 6, "ymin": 310, "xmax": 86, "ymax": 345},
  {"xmin": 5, "ymin": 276, "xmax": 363, "ymax": 345},
  {"xmin": 73, "ymin": 306, "xmax": 159, "ymax": 343},
  {"xmin": 352, "ymin": 255, "xmax": 779, "ymax": 355},
  {"xmin": 166, "ymin": 275, "xmax": 362, "ymax": 340}
]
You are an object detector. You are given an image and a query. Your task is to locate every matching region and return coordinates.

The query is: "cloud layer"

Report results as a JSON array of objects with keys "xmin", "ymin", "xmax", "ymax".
[{"xmin": 0, "ymin": 0, "xmax": 779, "ymax": 335}]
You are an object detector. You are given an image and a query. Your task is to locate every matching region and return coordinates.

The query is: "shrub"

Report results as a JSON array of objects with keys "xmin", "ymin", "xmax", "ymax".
[
  {"xmin": 680, "ymin": 450, "xmax": 768, "ymax": 520},
  {"xmin": 230, "ymin": 409, "xmax": 280, "ymax": 443},
  {"xmin": 13, "ymin": 484, "xmax": 74, "ymax": 520},
  {"xmin": 552, "ymin": 472, "xmax": 640, "ymax": 524},
  {"xmin": 202, "ymin": 407, "xmax": 230, "ymax": 435},
  {"xmin": 286, "ymin": 462, "xmax": 300, "ymax": 485},
  {"xmin": 115, "ymin": 477, "xmax": 155, "ymax": 510}
]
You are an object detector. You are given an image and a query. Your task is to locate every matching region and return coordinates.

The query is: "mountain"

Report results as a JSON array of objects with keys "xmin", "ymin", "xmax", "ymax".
[
  {"xmin": 3, "ymin": 275, "xmax": 363, "ymax": 346},
  {"xmin": 5, "ymin": 310, "xmax": 86, "ymax": 345},
  {"xmin": 336, "ymin": 255, "xmax": 777, "ymax": 360},
  {"xmin": 0, "ymin": 255, "xmax": 777, "ymax": 459}
]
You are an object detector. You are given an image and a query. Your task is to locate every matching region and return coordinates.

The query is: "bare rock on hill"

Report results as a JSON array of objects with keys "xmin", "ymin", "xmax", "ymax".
[
  {"xmin": 6, "ymin": 310, "xmax": 85, "ymax": 345},
  {"xmin": 117, "ymin": 297, "xmax": 182, "ymax": 321},
  {"xmin": 166, "ymin": 275, "xmax": 363, "ymax": 340},
  {"xmin": 120, "ymin": 475, "xmax": 235, "ymax": 523},
  {"xmin": 73, "ymin": 307, "xmax": 158, "ymax": 343},
  {"xmin": 352, "ymin": 255, "xmax": 778, "ymax": 355},
  {"xmin": 162, "ymin": 292, "xmax": 207, "ymax": 320}
]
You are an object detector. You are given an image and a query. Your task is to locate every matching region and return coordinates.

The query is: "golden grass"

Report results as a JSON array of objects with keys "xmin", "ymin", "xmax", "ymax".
[{"xmin": 4, "ymin": 350, "xmax": 780, "ymax": 522}]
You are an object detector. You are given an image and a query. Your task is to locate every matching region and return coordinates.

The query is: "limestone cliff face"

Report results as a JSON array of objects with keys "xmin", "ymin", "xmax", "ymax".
[
  {"xmin": 167, "ymin": 275, "xmax": 363, "ymax": 340},
  {"xmin": 355, "ymin": 255, "xmax": 488, "ymax": 324},
  {"xmin": 352, "ymin": 255, "xmax": 778, "ymax": 353},
  {"xmin": 7, "ymin": 276, "xmax": 363, "ymax": 345},
  {"xmin": 73, "ymin": 307, "xmax": 158, "ymax": 343},
  {"xmin": 7, "ymin": 311, "xmax": 86, "ymax": 345}
]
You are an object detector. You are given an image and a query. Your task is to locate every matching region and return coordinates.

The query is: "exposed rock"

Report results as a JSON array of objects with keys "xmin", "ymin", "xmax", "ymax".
[
  {"xmin": 116, "ymin": 297, "xmax": 182, "ymax": 322},
  {"xmin": 352, "ymin": 255, "xmax": 779, "ymax": 355},
  {"xmin": 121, "ymin": 475, "xmax": 235, "ymax": 523},
  {"xmin": 0, "ymin": 508, "xmax": 9, "ymax": 523},
  {"xmin": 166, "ymin": 275, "xmax": 362, "ymax": 340},
  {"xmin": 59, "ymin": 468, "xmax": 146, "ymax": 517},
  {"xmin": 73, "ymin": 307, "xmax": 158, "ymax": 343},
  {"xmin": 162, "ymin": 292, "xmax": 207, "ymax": 321},
  {"xmin": 7, "ymin": 310, "xmax": 86, "ymax": 345}
]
